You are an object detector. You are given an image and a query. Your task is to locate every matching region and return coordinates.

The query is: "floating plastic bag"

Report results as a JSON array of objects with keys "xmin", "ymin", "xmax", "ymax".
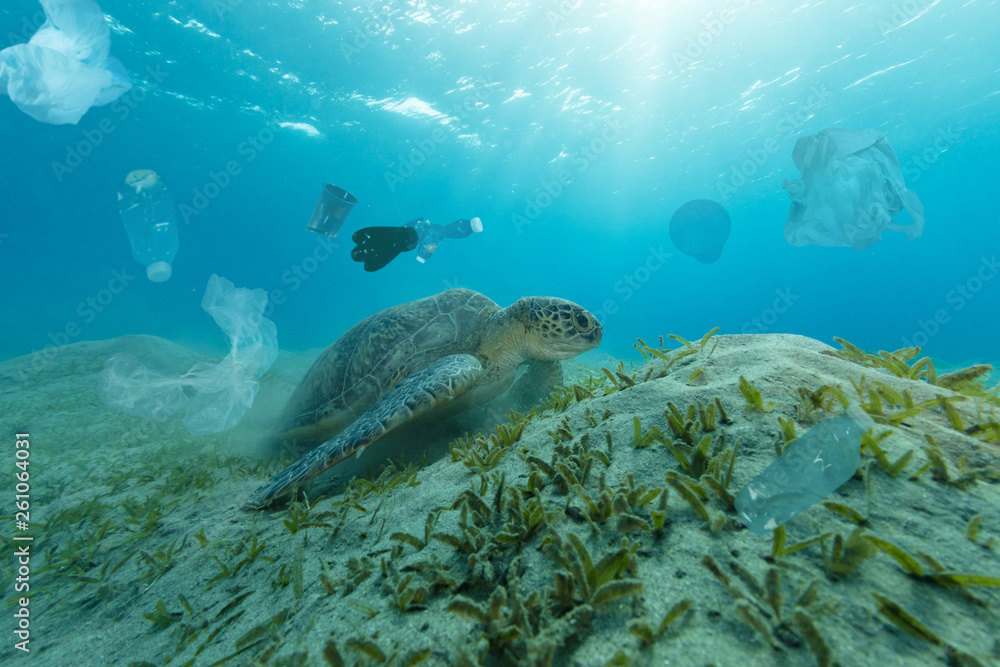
[
  {"xmin": 98, "ymin": 275, "xmax": 279, "ymax": 435},
  {"xmin": 181, "ymin": 275, "xmax": 279, "ymax": 434},
  {"xmin": 96, "ymin": 352, "xmax": 191, "ymax": 421},
  {"xmin": 782, "ymin": 128, "xmax": 925, "ymax": 250},
  {"xmin": 0, "ymin": 0, "xmax": 132, "ymax": 125}
]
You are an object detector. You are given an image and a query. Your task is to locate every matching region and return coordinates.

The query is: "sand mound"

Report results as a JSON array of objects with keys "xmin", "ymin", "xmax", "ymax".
[{"xmin": 1, "ymin": 333, "xmax": 997, "ymax": 666}]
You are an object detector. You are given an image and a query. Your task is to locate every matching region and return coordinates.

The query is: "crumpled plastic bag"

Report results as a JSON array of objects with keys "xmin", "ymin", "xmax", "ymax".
[
  {"xmin": 98, "ymin": 275, "xmax": 279, "ymax": 435},
  {"xmin": 0, "ymin": 0, "xmax": 132, "ymax": 125},
  {"xmin": 782, "ymin": 128, "xmax": 925, "ymax": 250},
  {"xmin": 96, "ymin": 353, "xmax": 191, "ymax": 421}
]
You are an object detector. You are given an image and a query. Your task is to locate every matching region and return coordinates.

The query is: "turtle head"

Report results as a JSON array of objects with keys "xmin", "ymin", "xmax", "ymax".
[{"xmin": 504, "ymin": 296, "xmax": 603, "ymax": 360}]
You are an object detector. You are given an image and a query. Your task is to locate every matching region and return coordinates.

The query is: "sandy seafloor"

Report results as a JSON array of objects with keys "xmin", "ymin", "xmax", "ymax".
[{"xmin": 0, "ymin": 332, "xmax": 998, "ymax": 667}]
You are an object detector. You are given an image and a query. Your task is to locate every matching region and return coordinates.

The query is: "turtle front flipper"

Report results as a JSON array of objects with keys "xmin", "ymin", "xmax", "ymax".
[{"xmin": 243, "ymin": 354, "xmax": 483, "ymax": 510}]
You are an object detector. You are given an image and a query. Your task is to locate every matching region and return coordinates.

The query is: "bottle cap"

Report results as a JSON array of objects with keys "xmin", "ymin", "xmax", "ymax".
[{"xmin": 147, "ymin": 261, "xmax": 172, "ymax": 282}]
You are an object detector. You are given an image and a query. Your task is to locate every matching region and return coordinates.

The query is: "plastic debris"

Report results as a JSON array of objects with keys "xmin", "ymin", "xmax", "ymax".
[
  {"xmin": 735, "ymin": 406, "xmax": 873, "ymax": 535},
  {"xmin": 0, "ymin": 0, "xmax": 132, "ymax": 124},
  {"xmin": 782, "ymin": 128, "xmax": 924, "ymax": 250},
  {"xmin": 118, "ymin": 169, "xmax": 179, "ymax": 282},
  {"xmin": 98, "ymin": 275, "xmax": 279, "ymax": 435}
]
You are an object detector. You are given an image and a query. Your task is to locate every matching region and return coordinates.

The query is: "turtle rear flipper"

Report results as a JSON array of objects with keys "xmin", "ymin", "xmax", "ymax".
[{"xmin": 244, "ymin": 354, "xmax": 482, "ymax": 509}]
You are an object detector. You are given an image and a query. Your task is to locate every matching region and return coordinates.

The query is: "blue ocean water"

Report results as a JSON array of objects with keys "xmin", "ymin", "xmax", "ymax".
[{"xmin": 1, "ymin": 0, "xmax": 998, "ymax": 369}]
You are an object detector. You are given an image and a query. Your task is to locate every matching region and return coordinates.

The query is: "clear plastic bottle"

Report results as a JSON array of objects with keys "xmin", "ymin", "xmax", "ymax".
[
  {"xmin": 735, "ymin": 408, "xmax": 872, "ymax": 535},
  {"xmin": 407, "ymin": 217, "xmax": 483, "ymax": 263},
  {"xmin": 117, "ymin": 169, "xmax": 179, "ymax": 282}
]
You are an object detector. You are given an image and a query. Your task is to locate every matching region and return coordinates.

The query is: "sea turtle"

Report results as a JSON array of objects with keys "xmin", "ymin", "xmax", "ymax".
[{"xmin": 244, "ymin": 288, "xmax": 602, "ymax": 509}]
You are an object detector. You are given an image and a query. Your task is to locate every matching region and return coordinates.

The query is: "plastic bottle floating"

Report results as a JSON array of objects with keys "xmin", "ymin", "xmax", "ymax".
[{"xmin": 117, "ymin": 169, "xmax": 179, "ymax": 282}]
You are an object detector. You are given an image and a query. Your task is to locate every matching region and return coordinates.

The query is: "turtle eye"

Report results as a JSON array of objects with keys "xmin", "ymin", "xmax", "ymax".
[{"xmin": 572, "ymin": 310, "xmax": 594, "ymax": 332}]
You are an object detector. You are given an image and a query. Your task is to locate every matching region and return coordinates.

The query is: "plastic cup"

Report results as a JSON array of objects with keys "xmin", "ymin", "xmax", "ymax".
[{"xmin": 306, "ymin": 184, "xmax": 358, "ymax": 238}]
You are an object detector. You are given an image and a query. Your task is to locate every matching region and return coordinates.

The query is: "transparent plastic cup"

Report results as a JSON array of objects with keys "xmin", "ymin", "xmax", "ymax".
[{"xmin": 306, "ymin": 184, "xmax": 358, "ymax": 238}]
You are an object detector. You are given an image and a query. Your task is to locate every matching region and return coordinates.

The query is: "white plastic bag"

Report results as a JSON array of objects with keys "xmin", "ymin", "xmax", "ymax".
[
  {"xmin": 782, "ymin": 128, "xmax": 925, "ymax": 250},
  {"xmin": 181, "ymin": 275, "xmax": 279, "ymax": 435},
  {"xmin": 98, "ymin": 275, "xmax": 279, "ymax": 435},
  {"xmin": 0, "ymin": 0, "xmax": 132, "ymax": 125}
]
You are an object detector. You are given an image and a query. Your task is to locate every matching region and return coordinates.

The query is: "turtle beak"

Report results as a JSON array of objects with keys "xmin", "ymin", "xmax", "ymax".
[{"xmin": 556, "ymin": 322, "xmax": 601, "ymax": 357}]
